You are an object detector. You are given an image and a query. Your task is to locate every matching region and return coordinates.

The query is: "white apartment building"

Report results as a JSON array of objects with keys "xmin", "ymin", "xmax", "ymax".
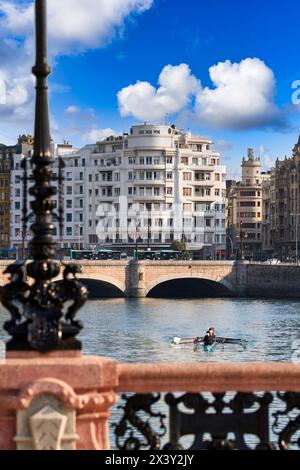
[
  {"xmin": 10, "ymin": 124, "xmax": 227, "ymax": 258},
  {"xmin": 94, "ymin": 124, "xmax": 227, "ymax": 258}
]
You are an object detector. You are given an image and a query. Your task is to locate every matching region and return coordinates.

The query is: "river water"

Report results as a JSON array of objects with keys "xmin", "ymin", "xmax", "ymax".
[
  {"xmin": 0, "ymin": 297, "xmax": 298, "ymax": 361},
  {"xmin": 0, "ymin": 298, "xmax": 299, "ymax": 449}
]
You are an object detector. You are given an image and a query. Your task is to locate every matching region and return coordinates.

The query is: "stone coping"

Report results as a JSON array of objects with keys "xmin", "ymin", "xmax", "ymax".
[
  {"xmin": 0, "ymin": 355, "xmax": 118, "ymax": 391},
  {"xmin": 117, "ymin": 362, "xmax": 300, "ymax": 393}
]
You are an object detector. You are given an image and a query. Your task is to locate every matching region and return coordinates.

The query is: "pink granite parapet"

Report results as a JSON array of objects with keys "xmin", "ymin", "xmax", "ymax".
[
  {"xmin": 116, "ymin": 362, "xmax": 300, "ymax": 393},
  {"xmin": 0, "ymin": 351, "xmax": 118, "ymax": 450}
]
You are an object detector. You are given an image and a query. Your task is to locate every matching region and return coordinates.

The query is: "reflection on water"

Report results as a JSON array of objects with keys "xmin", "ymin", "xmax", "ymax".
[{"xmin": 0, "ymin": 297, "xmax": 299, "ymax": 362}]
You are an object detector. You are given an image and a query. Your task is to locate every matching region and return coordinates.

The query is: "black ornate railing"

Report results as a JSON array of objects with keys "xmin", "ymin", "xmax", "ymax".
[{"xmin": 114, "ymin": 392, "xmax": 300, "ymax": 450}]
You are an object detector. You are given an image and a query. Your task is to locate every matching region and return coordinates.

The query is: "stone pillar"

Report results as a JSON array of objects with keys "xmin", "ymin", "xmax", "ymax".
[
  {"xmin": 0, "ymin": 351, "xmax": 118, "ymax": 450},
  {"xmin": 127, "ymin": 261, "xmax": 146, "ymax": 298}
]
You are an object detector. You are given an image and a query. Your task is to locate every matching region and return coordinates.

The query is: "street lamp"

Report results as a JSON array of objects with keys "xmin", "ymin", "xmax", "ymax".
[
  {"xmin": 1, "ymin": 0, "xmax": 88, "ymax": 352},
  {"xmin": 240, "ymin": 221, "xmax": 244, "ymax": 260},
  {"xmin": 226, "ymin": 234, "xmax": 235, "ymax": 260},
  {"xmin": 77, "ymin": 223, "xmax": 83, "ymax": 250}
]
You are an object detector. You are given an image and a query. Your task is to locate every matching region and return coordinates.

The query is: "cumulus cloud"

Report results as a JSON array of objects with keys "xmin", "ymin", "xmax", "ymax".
[
  {"xmin": 65, "ymin": 105, "xmax": 81, "ymax": 115},
  {"xmin": 195, "ymin": 58, "xmax": 281, "ymax": 130},
  {"xmin": 87, "ymin": 128, "xmax": 117, "ymax": 142},
  {"xmin": 118, "ymin": 58, "xmax": 285, "ymax": 131},
  {"xmin": 0, "ymin": 0, "xmax": 153, "ymax": 140},
  {"xmin": 118, "ymin": 64, "xmax": 200, "ymax": 122}
]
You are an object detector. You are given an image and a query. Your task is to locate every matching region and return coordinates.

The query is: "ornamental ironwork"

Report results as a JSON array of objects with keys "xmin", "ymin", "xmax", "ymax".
[
  {"xmin": 0, "ymin": 0, "xmax": 88, "ymax": 352},
  {"xmin": 114, "ymin": 392, "xmax": 300, "ymax": 450}
]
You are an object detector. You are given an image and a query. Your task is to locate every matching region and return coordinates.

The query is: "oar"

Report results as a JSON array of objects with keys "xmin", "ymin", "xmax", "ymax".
[
  {"xmin": 216, "ymin": 337, "xmax": 248, "ymax": 345},
  {"xmin": 172, "ymin": 336, "xmax": 248, "ymax": 346},
  {"xmin": 172, "ymin": 336, "xmax": 197, "ymax": 345}
]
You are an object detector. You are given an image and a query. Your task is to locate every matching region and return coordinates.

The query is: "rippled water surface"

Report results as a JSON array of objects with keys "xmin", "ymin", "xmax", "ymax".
[{"xmin": 0, "ymin": 297, "xmax": 299, "ymax": 362}]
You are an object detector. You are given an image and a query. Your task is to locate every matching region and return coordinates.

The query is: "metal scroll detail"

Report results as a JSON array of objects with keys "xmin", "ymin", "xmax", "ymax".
[
  {"xmin": 164, "ymin": 392, "xmax": 274, "ymax": 450},
  {"xmin": 114, "ymin": 391, "xmax": 300, "ymax": 450},
  {"xmin": 273, "ymin": 392, "xmax": 300, "ymax": 450},
  {"xmin": 0, "ymin": 0, "xmax": 88, "ymax": 352},
  {"xmin": 114, "ymin": 393, "xmax": 167, "ymax": 450}
]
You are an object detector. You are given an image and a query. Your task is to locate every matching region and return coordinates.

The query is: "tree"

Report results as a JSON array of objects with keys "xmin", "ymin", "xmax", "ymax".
[{"xmin": 171, "ymin": 240, "xmax": 189, "ymax": 259}]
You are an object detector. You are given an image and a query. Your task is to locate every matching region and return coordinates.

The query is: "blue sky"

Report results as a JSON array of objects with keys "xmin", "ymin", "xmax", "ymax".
[{"xmin": 1, "ymin": 0, "xmax": 300, "ymax": 177}]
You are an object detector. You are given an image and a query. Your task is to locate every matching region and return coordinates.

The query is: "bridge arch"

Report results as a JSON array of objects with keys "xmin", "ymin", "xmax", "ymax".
[
  {"xmin": 145, "ymin": 275, "xmax": 234, "ymax": 298},
  {"xmin": 77, "ymin": 276, "xmax": 125, "ymax": 299}
]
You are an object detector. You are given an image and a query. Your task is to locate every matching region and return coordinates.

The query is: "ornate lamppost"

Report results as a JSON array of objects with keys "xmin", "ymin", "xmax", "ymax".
[{"xmin": 0, "ymin": 0, "xmax": 88, "ymax": 352}]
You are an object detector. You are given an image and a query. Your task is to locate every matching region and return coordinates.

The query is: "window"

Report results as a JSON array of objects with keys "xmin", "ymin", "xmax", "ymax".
[
  {"xmin": 114, "ymin": 188, "xmax": 120, "ymax": 196},
  {"xmin": 205, "ymin": 219, "xmax": 211, "ymax": 227},
  {"xmin": 79, "ymin": 172, "xmax": 83, "ymax": 180},
  {"xmin": 215, "ymin": 173, "xmax": 220, "ymax": 181},
  {"xmin": 215, "ymin": 189, "xmax": 220, "ymax": 196},
  {"xmin": 66, "ymin": 227, "xmax": 72, "ymax": 236},
  {"xmin": 82, "ymin": 158, "xmax": 86, "ymax": 167},
  {"xmin": 181, "ymin": 157, "xmax": 188, "ymax": 165},
  {"xmin": 154, "ymin": 187, "xmax": 160, "ymax": 196},
  {"xmin": 167, "ymin": 172, "xmax": 173, "ymax": 179},
  {"xmin": 240, "ymin": 191, "xmax": 256, "ymax": 197},
  {"xmin": 183, "ymin": 187, "xmax": 192, "ymax": 196},
  {"xmin": 166, "ymin": 187, "xmax": 173, "ymax": 195},
  {"xmin": 80, "ymin": 186, "xmax": 83, "ymax": 194},
  {"xmin": 66, "ymin": 213, "xmax": 72, "ymax": 222},
  {"xmin": 15, "ymin": 202, "xmax": 21, "ymax": 210},
  {"xmin": 15, "ymin": 215, "xmax": 21, "ymax": 224},
  {"xmin": 79, "ymin": 213, "xmax": 83, "ymax": 222},
  {"xmin": 153, "ymin": 157, "xmax": 160, "ymax": 164},
  {"xmin": 183, "ymin": 173, "xmax": 192, "ymax": 181},
  {"xmin": 139, "ymin": 157, "xmax": 144, "ymax": 164},
  {"xmin": 89, "ymin": 174, "xmax": 92, "ymax": 182},
  {"xmin": 75, "ymin": 159, "xmax": 78, "ymax": 167},
  {"xmin": 146, "ymin": 157, "xmax": 152, "ymax": 165},
  {"xmin": 66, "ymin": 186, "xmax": 72, "ymax": 195},
  {"xmin": 192, "ymin": 158, "xmax": 198, "ymax": 165},
  {"xmin": 166, "ymin": 156, "xmax": 173, "ymax": 164},
  {"xmin": 15, "ymin": 175, "xmax": 21, "ymax": 184},
  {"xmin": 240, "ymin": 201, "xmax": 256, "ymax": 207},
  {"xmin": 15, "ymin": 188, "xmax": 21, "ymax": 197},
  {"xmin": 183, "ymin": 203, "xmax": 192, "ymax": 212}
]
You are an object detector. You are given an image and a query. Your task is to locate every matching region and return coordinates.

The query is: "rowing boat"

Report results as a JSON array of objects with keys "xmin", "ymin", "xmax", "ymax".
[
  {"xmin": 203, "ymin": 342, "xmax": 218, "ymax": 352},
  {"xmin": 171, "ymin": 336, "xmax": 248, "ymax": 349}
]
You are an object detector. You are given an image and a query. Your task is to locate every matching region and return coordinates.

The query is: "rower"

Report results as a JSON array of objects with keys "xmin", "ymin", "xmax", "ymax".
[{"xmin": 203, "ymin": 327, "xmax": 216, "ymax": 346}]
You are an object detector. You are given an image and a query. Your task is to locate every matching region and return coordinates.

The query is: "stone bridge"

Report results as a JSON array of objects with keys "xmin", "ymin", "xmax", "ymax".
[{"xmin": 1, "ymin": 260, "xmax": 300, "ymax": 299}]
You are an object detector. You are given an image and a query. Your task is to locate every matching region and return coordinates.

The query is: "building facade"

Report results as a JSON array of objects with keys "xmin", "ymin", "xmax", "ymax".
[
  {"xmin": 0, "ymin": 135, "xmax": 33, "ymax": 250},
  {"xmin": 227, "ymin": 149, "xmax": 270, "ymax": 261},
  {"xmin": 94, "ymin": 124, "xmax": 227, "ymax": 257},
  {"xmin": 262, "ymin": 136, "xmax": 300, "ymax": 261},
  {"xmin": 9, "ymin": 125, "xmax": 227, "ymax": 257}
]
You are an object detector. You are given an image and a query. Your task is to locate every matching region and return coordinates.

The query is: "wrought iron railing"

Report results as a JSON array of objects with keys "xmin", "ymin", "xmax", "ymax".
[{"xmin": 112, "ymin": 363, "xmax": 300, "ymax": 450}]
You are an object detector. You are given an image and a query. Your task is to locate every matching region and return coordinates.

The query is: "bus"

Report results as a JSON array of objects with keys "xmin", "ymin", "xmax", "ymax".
[
  {"xmin": 0, "ymin": 248, "xmax": 17, "ymax": 260},
  {"xmin": 134, "ymin": 250, "xmax": 183, "ymax": 260},
  {"xmin": 70, "ymin": 249, "xmax": 126, "ymax": 260}
]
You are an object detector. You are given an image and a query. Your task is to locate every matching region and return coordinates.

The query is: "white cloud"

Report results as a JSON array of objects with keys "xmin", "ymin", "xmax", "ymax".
[
  {"xmin": 87, "ymin": 128, "xmax": 117, "ymax": 142},
  {"xmin": 118, "ymin": 58, "xmax": 285, "ymax": 131},
  {"xmin": 118, "ymin": 64, "xmax": 200, "ymax": 122},
  {"xmin": 65, "ymin": 105, "xmax": 81, "ymax": 115},
  {"xmin": 0, "ymin": 0, "xmax": 153, "ymax": 55},
  {"xmin": 0, "ymin": 0, "xmax": 153, "ymax": 141},
  {"xmin": 196, "ymin": 58, "xmax": 280, "ymax": 130}
]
